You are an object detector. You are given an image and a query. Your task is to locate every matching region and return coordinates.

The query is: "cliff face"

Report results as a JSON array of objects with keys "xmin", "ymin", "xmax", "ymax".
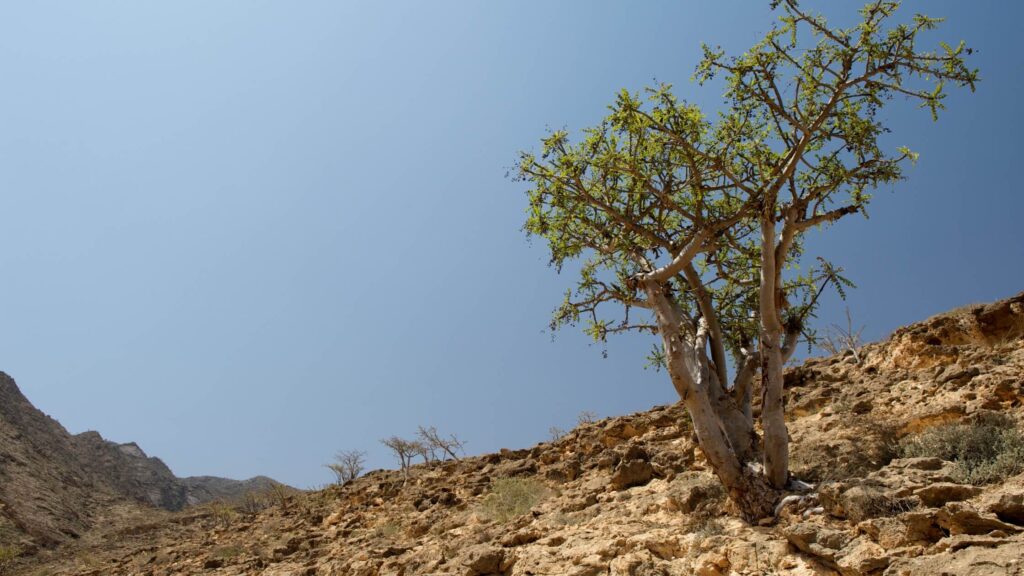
[
  {"xmin": 0, "ymin": 372, "xmax": 281, "ymax": 551},
  {"xmin": 7, "ymin": 292, "xmax": 1024, "ymax": 576}
]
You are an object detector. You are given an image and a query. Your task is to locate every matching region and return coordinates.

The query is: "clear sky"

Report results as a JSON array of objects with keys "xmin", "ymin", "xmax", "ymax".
[{"xmin": 1, "ymin": 1, "xmax": 1020, "ymax": 489}]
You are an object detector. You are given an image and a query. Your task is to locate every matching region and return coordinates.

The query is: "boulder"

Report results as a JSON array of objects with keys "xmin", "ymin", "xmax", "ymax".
[
  {"xmin": 988, "ymin": 491, "xmax": 1024, "ymax": 525},
  {"xmin": 459, "ymin": 544, "xmax": 511, "ymax": 575},
  {"xmin": 937, "ymin": 502, "xmax": 1022, "ymax": 536},
  {"xmin": 610, "ymin": 460, "xmax": 654, "ymax": 490}
]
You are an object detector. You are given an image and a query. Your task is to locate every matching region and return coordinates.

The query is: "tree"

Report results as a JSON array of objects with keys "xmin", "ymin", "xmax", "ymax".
[
  {"xmin": 577, "ymin": 410, "xmax": 599, "ymax": 425},
  {"xmin": 326, "ymin": 449, "xmax": 366, "ymax": 484},
  {"xmin": 416, "ymin": 425, "xmax": 467, "ymax": 461},
  {"xmin": 381, "ymin": 436, "xmax": 425, "ymax": 481},
  {"xmin": 517, "ymin": 0, "xmax": 976, "ymax": 519}
]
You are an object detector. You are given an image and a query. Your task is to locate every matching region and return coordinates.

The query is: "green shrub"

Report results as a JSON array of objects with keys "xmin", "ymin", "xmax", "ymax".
[
  {"xmin": 480, "ymin": 478, "xmax": 550, "ymax": 522},
  {"xmin": 899, "ymin": 413, "xmax": 1024, "ymax": 484}
]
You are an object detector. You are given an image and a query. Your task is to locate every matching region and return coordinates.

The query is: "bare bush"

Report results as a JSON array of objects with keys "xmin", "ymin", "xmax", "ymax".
[
  {"xmin": 267, "ymin": 482, "xmax": 291, "ymax": 509},
  {"xmin": 576, "ymin": 410, "xmax": 599, "ymax": 425},
  {"xmin": 208, "ymin": 500, "xmax": 238, "ymax": 526},
  {"xmin": 416, "ymin": 426, "xmax": 466, "ymax": 461},
  {"xmin": 327, "ymin": 449, "xmax": 367, "ymax": 484},
  {"xmin": 238, "ymin": 490, "xmax": 272, "ymax": 515},
  {"xmin": 381, "ymin": 436, "xmax": 425, "ymax": 480},
  {"xmin": 817, "ymin": 308, "xmax": 865, "ymax": 363},
  {"xmin": 548, "ymin": 426, "xmax": 567, "ymax": 441}
]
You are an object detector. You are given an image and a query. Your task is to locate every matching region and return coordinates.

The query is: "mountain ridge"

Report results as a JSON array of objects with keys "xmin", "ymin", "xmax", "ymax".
[{"xmin": 0, "ymin": 372, "xmax": 284, "ymax": 551}]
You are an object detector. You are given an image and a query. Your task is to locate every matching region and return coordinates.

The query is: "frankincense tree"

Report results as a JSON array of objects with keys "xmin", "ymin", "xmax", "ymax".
[{"xmin": 517, "ymin": 0, "xmax": 976, "ymax": 519}]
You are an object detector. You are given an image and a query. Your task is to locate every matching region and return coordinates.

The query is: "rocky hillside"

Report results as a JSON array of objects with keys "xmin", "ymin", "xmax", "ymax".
[
  {"xmin": 0, "ymin": 373, "xmax": 281, "ymax": 552},
  {"xmin": 7, "ymin": 292, "xmax": 1024, "ymax": 576}
]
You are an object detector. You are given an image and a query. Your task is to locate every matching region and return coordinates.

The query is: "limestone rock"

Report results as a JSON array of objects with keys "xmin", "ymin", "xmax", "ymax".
[
  {"xmin": 459, "ymin": 544, "xmax": 510, "ymax": 575},
  {"xmin": 610, "ymin": 460, "xmax": 654, "ymax": 490},
  {"xmin": 913, "ymin": 483, "xmax": 983, "ymax": 507},
  {"xmin": 936, "ymin": 502, "xmax": 1022, "ymax": 536}
]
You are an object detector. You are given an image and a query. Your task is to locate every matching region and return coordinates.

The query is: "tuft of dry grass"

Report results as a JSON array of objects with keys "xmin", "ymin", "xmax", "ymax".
[
  {"xmin": 479, "ymin": 478, "xmax": 550, "ymax": 523},
  {"xmin": 0, "ymin": 545, "xmax": 20, "ymax": 575}
]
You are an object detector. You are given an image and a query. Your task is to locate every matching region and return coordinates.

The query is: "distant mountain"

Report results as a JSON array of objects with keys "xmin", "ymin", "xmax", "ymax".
[{"xmin": 0, "ymin": 372, "xmax": 283, "ymax": 550}]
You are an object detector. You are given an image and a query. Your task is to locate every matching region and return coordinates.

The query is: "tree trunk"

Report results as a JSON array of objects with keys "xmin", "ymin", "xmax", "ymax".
[
  {"xmin": 645, "ymin": 281, "xmax": 779, "ymax": 519},
  {"xmin": 683, "ymin": 384, "xmax": 777, "ymax": 521},
  {"xmin": 729, "ymin": 467, "xmax": 782, "ymax": 522},
  {"xmin": 733, "ymin": 351, "xmax": 757, "ymax": 421},
  {"xmin": 709, "ymin": 381, "xmax": 758, "ymax": 461},
  {"xmin": 760, "ymin": 333, "xmax": 788, "ymax": 488},
  {"xmin": 670, "ymin": 331, "xmax": 776, "ymax": 520},
  {"xmin": 759, "ymin": 213, "xmax": 789, "ymax": 489}
]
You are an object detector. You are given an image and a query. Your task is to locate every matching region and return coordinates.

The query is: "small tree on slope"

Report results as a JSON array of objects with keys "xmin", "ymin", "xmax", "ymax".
[{"xmin": 517, "ymin": 0, "xmax": 976, "ymax": 520}]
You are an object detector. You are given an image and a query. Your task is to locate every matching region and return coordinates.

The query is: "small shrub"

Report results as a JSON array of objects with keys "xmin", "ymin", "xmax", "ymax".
[
  {"xmin": 238, "ymin": 491, "xmax": 272, "ymax": 515},
  {"xmin": 864, "ymin": 493, "xmax": 917, "ymax": 518},
  {"xmin": 816, "ymin": 308, "xmax": 865, "ymax": 363},
  {"xmin": 548, "ymin": 426, "xmax": 567, "ymax": 441},
  {"xmin": 209, "ymin": 501, "xmax": 238, "ymax": 526},
  {"xmin": 899, "ymin": 413, "xmax": 1024, "ymax": 484},
  {"xmin": 680, "ymin": 481, "xmax": 727, "ymax": 537},
  {"xmin": 480, "ymin": 478, "xmax": 550, "ymax": 523},
  {"xmin": 266, "ymin": 482, "xmax": 291, "ymax": 509},
  {"xmin": 373, "ymin": 521, "xmax": 401, "ymax": 539},
  {"xmin": 0, "ymin": 545, "xmax": 20, "ymax": 575}
]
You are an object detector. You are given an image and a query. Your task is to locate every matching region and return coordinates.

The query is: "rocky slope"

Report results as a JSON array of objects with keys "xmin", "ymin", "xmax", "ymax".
[
  {"xmin": 7, "ymin": 292, "xmax": 1024, "ymax": 575},
  {"xmin": 0, "ymin": 372, "xmax": 281, "ymax": 552}
]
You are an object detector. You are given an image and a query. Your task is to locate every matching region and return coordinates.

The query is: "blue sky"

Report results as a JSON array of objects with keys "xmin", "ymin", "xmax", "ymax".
[{"xmin": 1, "ymin": 1, "xmax": 1020, "ymax": 488}]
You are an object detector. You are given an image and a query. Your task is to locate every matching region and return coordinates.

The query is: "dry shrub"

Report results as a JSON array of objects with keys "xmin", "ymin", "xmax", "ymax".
[
  {"xmin": 850, "ymin": 488, "xmax": 916, "ymax": 521},
  {"xmin": 480, "ymin": 478, "xmax": 550, "ymax": 523},
  {"xmin": 817, "ymin": 481, "xmax": 917, "ymax": 523},
  {"xmin": 0, "ymin": 545, "xmax": 19, "ymax": 575},
  {"xmin": 680, "ymin": 482, "xmax": 727, "ymax": 537},
  {"xmin": 208, "ymin": 501, "xmax": 238, "ymax": 526},
  {"xmin": 899, "ymin": 412, "xmax": 1024, "ymax": 485},
  {"xmin": 373, "ymin": 520, "xmax": 401, "ymax": 539},
  {"xmin": 237, "ymin": 490, "xmax": 272, "ymax": 515}
]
